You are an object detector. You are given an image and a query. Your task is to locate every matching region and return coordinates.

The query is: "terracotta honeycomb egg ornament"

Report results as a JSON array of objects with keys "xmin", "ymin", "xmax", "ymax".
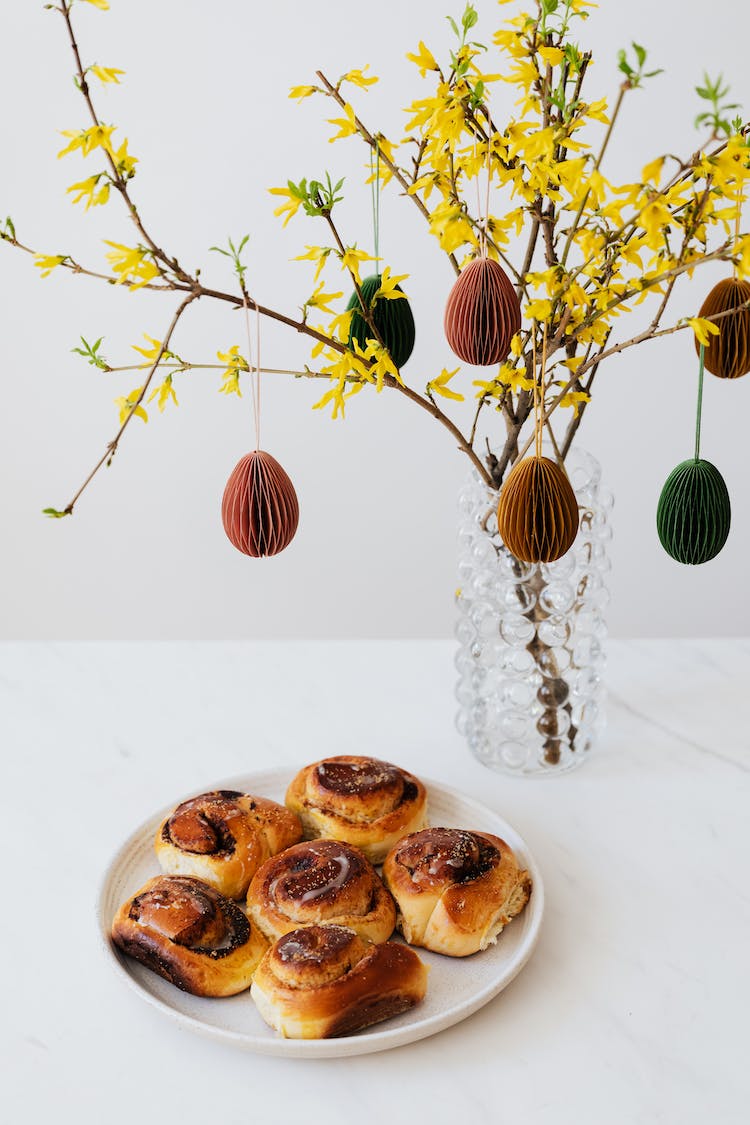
[
  {"xmin": 222, "ymin": 450, "xmax": 299, "ymax": 558},
  {"xmin": 497, "ymin": 455, "xmax": 580, "ymax": 564},
  {"xmin": 220, "ymin": 297, "xmax": 300, "ymax": 558},
  {"xmin": 695, "ymin": 277, "xmax": 750, "ymax": 378},
  {"xmin": 444, "ymin": 257, "xmax": 521, "ymax": 366}
]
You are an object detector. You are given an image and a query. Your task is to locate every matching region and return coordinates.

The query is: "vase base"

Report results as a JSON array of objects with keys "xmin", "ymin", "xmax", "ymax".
[{"xmin": 468, "ymin": 731, "xmax": 599, "ymax": 777}]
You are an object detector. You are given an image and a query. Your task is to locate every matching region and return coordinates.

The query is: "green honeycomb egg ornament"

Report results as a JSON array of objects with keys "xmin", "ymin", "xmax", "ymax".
[
  {"xmin": 346, "ymin": 274, "xmax": 416, "ymax": 370},
  {"xmin": 656, "ymin": 458, "xmax": 731, "ymax": 565}
]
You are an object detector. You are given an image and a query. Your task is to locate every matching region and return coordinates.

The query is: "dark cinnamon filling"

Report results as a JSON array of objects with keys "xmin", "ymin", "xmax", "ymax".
[
  {"xmin": 309, "ymin": 762, "xmax": 420, "ymax": 822},
  {"xmin": 315, "ymin": 759, "xmax": 401, "ymax": 796},
  {"xmin": 268, "ymin": 841, "xmax": 368, "ymax": 905},
  {"xmin": 397, "ymin": 828, "xmax": 499, "ymax": 885},
  {"xmin": 164, "ymin": 798, "xmax": 238, "ymax": 856},
  {"xmin": 275, "ymin": 924, "xmax": 354, "ymax": 964},
  {"xmin": 129, "ymin": 876, "xmax": 249, "ymax": 957}
]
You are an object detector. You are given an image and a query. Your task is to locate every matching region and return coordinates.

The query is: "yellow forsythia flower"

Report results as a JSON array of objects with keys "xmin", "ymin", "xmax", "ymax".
[
  {"xmin": 89, "ymin": 65, "xmax": 125, "ymax": 84},
  {"xmin": 427, "ymin": 368, "xmax": 464, "ymax": 401},
  {"xmin": 328, "ymin": 309, "xmax": 354, "ymax": 342},
  {"xmin": 641, "ymin": 156, "xmax": 665, "ymax": 186},
  {"xmin": 640, "ymin": 198, "xmax": 672, "ymax": 249},
  {"xmin": 360, "ymin": 340, "xmax": 400, "ymax": 390},
  {"xmin": 327, "ymin": 103, "xmax": 357, "ymax": 142},
  {"xmin": 147, "ymin": 377, "xmax": 178, "ymax": 412},
  {"xmin": 81, "ymin": 0, "xmax": 110, "ymax": 9},
  {"xmin": 429, "ymin": 201, "xmax": 476, "ymax": 253},
  {"xmin": 34, "ymin": 254, "xmax": 65, "ymax": 278},
  {"xmin": 305, "ymin": 284, "xmax": 343, "ymax": 315},
  {"xmin": 114, "ymin": 388, "xmax": 148, "ymax": 424},
  {"xmin": 294, "ymin": 246, "xmax": 332, "ymax": 282},
  {"xmin": 341, "ymin": 246, "xmax": 376, "ymax": 285},
  {"xmin": 104, "ymin": 242, "xmax": 159, "ymax": 288},
  {"xmin": 340, "ymin": 67, "xmax": 378, "ymax": 90},
  {"xmin": 734, "ymin": 234, "xmax": 750, "ymax": 278},
  {"xmin": 288, "ymin": 85, "xmax": 317, "ymax": 100},
  {"xmin": 558, "ymin": 390, "xmax": 591, "ymax": 415},
  {"xmin": 67, "ymin": 175, "xmax": 110, "ymax": 210},
  {"xmin": 269, "ymin": 186, "xmax": 302, "ymax": 226},
  {"xmin": 406, "ymin": 41, "xmax": 438, "ymax": 77},
  {"xmin": 58, "ymin": 124, "xmax": 115, "ymax": 160},
  {"xmin": 217, "ymin": 346, "xmax": 249, "ymax": 396},
  {"xmin": 374, "ymin": 266, "xmax": 408, "ymax": 300},
  {"xmin": 131, "ymin": 334, "xmax": 162, "ymax": 361},
  {"xmin": 585, "ymin": 99, "xmax": 610, "ymax": 124},
  {"xmin": 111, "ymin": 139, "xmax": 137, "ymax": 178},
  {"xmin": 538, "ymin": 46, "xmax": 564, "ymax": 67},
  {"xmin": 525, "ymin": 298, "xmax": 553, "ymax": 320},
  {"xmin": 687, "ymin": 317, "xmax": 721, "ymax": 347}
]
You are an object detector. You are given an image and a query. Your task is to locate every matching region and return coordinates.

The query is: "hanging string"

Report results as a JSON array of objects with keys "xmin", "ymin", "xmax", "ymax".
[
  {"xmin": 532, "ymin": 321, "xmax": 541, "ymax": 459},
  {"xmin": 370, "ymin": 138, "xmax": 381, "ymax": 266},
  {"xmin": 474, "ymin": 135, "xmax": 482, "ymax": 254},
  {"xmin": 734, "ymin": 154, "xmax": 745, "ymax": 279},
  {"xmin": 539, "ymin": 320, "xmax": 548, "ymax": 460},
  {"xmin": 474, "ymin": 122, "xmax": 493, "ymax": 258},
  {"xmin": 483, "ymin": 118, "xmax": 492, "ymax": 258},
  {"xmin": 242, "ymin": 292, "xmax": 261, "ymax": 451},
  {"xmin": 694, "ymin": 343, "xmax": 705, "ymax": 462}
]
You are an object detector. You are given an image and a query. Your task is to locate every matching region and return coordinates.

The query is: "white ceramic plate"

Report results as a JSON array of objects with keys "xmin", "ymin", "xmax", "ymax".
[{"xmin": 97, "ymin": 768, "xmax": 544, "ymax": 1057}]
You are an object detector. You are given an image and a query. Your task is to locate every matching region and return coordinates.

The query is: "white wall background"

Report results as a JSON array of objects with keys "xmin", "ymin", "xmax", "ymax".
[{"xmin": 1, "ymin": 0, "xmax": 749, "ymax": 639}]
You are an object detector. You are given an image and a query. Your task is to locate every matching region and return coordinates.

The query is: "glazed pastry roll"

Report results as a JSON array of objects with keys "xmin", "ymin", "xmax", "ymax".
[
  {"xmin": 111, "ymin": 875, "xmax": 267, "ymax": 997},
  {"xmin": 251, "ymin": 924, "xmax": 428, "ymax": 1039},
  {"xmin": 155, "ymin": 789, "xmax": 302, "ymax": 899},
  {"xmin": 383, "ymin": 827, "xmax": 531, "ymax": 957},
  {"xmin": 285, "ymin": 756, "xmax": 427, "ymax": 865},
  {"xmin": 247, "ymin": 839, "xmax": 396, "ymax": 944}
]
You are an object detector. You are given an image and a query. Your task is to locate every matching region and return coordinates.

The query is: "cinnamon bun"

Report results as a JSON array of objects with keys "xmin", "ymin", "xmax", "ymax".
[
  {"xmin": 247, "ymin": 839, "xmax": 396, "ymax": 944},
  {"xmin": 251, "ymin": 924, "xmax": 428, "ymax": 1039},
  {"xmin": 111, "ymin": 875, "xmax": 267, "ymax": 996},
  {"xmin": 285, "ymin": 756, "xmax": 427, "ymax": 865},
  {"xmin": 155, "ymin": 790, "xmax": 302, "ymax": 899},
  {"xmin": 383, "ymin": 827, "xmax": 531, "ymax": 957}
]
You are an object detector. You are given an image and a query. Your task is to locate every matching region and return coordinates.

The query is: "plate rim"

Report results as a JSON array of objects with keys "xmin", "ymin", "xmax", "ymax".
[{"xmin": 96, "ymin": 767, "xmax": 545, "ymax": 1058}]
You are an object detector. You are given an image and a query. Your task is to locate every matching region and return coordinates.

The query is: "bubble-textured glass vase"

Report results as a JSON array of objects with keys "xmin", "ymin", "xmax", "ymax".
[{"xmin": 455, "ymin": 448, "xmax": 612, "ymax": 776}]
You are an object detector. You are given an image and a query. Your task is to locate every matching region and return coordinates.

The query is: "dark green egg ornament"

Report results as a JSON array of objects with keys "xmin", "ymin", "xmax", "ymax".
[
  {"xmin": 347, "ymin": 274, "xmax": 415, "ymax": 369},
  {"xmin": 656, "ymin": 343, "xmax": 731, "ymax": 565},
  {"xmin": 656, "ymin": 459, "xmax": 731, "ymax": 564}
]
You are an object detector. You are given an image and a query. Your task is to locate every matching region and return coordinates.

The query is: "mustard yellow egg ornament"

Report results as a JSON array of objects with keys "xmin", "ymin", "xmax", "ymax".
[
  {"xmin": 695, "ymin": 277, "xmax": 750, "ymax": 379},
  {"xmin": 497, "ymin": 456, "xmax": 580, "ymax": 563}
]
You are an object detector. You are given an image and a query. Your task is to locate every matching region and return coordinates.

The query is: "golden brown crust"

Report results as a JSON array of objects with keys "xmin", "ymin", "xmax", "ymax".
[
  {"xmin": 251, "ymin": 925, "xmax": 428, "ymax": 1039},
  {"xmin": 246, "ymin": 840, "xmax": 396, "ymax": 944},
  {"xmin": 111, "ymin": 875, "xmax": 268, "ymax": 997},
  {"xmin": 285, "ymin": 756, "xmax": 428, "ymax": 865},
  {"xmin": 154, "ymin": 790, "xmax": 302, "ymax": 899},
  {"xmin": 383, "ymin": 827, "xmax": 531, "ymax": 957}
]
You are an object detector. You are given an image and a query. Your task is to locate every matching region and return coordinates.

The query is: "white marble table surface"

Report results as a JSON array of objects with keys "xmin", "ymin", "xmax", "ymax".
[{"xmin": 1, "ymin": 639, "xmax": 748, "ymax": 1125}]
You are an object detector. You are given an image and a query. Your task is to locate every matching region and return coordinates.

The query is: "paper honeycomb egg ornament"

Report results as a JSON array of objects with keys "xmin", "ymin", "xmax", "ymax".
[
  {"xmin": 656, "ymin": 458, "xmax": 731, "ymax": 565},
  {"xmin": 444, "ymin": 257, "xmax": 521, "ymax": 366},
  {"xmin": 346, "ymin": 274, "xmax": 415, "ymax": 369},
  {"xmin": 221, "ymin": 450, "xmax": 299, "ymax": 557},
  {"xmin": 497, "ymin": 455, "xmax": 580, "ymax": 564},
  {"xmin": 695, "ymin": 277, "xmax": 750, "ymax": 379}
]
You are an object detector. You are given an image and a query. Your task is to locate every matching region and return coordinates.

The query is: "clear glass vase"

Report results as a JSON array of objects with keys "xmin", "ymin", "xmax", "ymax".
[{"xmin": 455, "ymin": 447, "xmax": 612, "ymax": 776}]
